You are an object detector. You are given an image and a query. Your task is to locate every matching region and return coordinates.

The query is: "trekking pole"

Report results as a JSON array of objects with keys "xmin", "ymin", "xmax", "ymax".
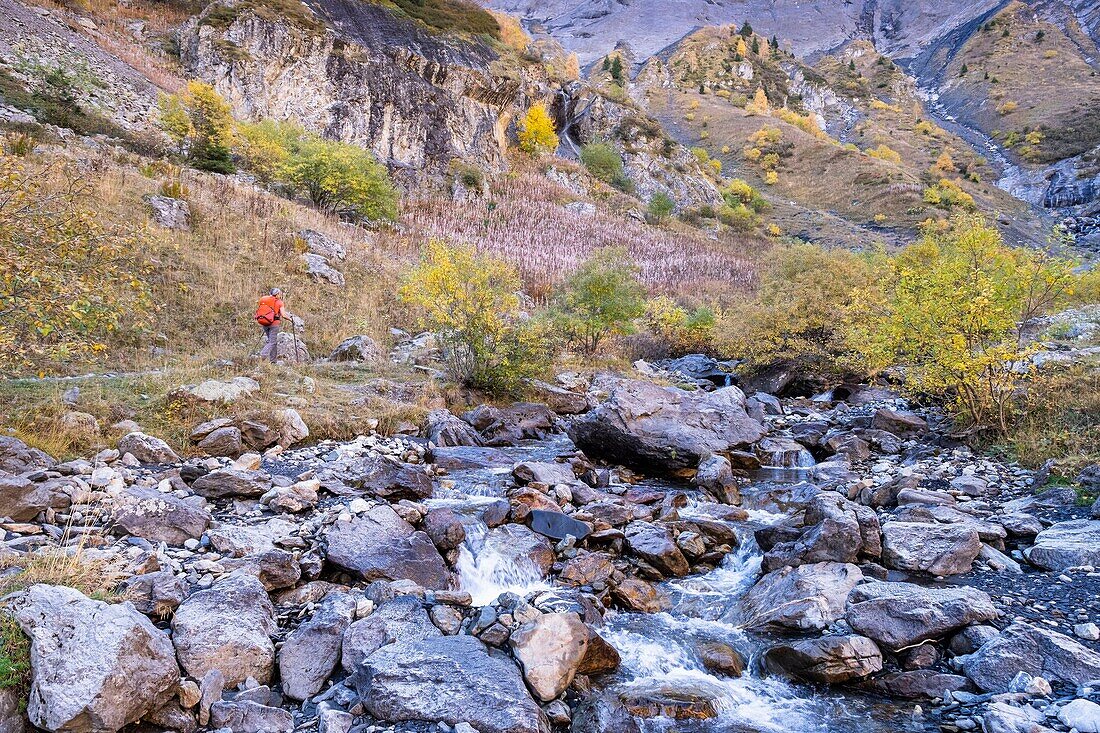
[{"xmin": 291, "ymin": 317, "xmax": 301, "ymax": 365}]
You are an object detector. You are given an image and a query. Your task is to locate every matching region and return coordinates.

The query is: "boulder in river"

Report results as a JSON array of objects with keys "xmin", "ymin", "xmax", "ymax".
[
  {"xmin": 509, "ymin": 612, "xmax": 590, "ymax": 701},
  {"xmin": 870, "ymin": 408, "xmax": 927, "ymax": 437},
  {"xmin": 963, "ymin": 622, "xmax": 1100, "ymax": 692},
  {"xmin": 171, "ymin": 573, "xmax": 277, "ymax": 686},
  {"xmin": 325, "ymin": 504, "xmax": 453, "ymax": 589},
  {"xmin": 740, "ymin": 562, "xmax": 863, "ymax": 632},
  {"xmin": 846, "ymin": 581, "xmax": 998, "ymax": 650},
  {"xmin": 463, "ymin": 402, "xmax": 557, "ymax": 446},
  {"xmin": 353, "ymin": 634, "xmax": 549, "ymax": 733},
  {"xmin": 13, "ymin": 584, "xmax": 179, "ymax": 733},
  {"xmin": 624, "ymin": 521, "xmax": 690, "ymax": 577},
  {"xmin": 763, "ymin": 635, "xmax": 883, "ymax": 684},
  {"xmin": 341, "ymin": 594, "xmax": 441, "ymax": 673},
  {"xmin": 426, "ymin": 409, "xmax": 483, "ymax": 447},
  {"xmin": 880, "ymin": 521, "xmax": 982, "ymax": 576},
  {"xmin": 566, "ymin": 378, "xmax": 765, "ymax": 473},
  {"xmin": 758, "ymin": 491, "xmax": 880, "ymax": 572}
]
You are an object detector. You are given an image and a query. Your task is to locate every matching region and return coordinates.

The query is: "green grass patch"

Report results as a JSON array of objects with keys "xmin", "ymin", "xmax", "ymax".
[
  {"xmin": 200, "ymin": 0, "xmax": 325, "ymax": 34},
  {"xmin": 0, "ymin": 67, "xmax": 124, "ymax": 140},
  {"xmin": 0, "ymin": 614, "xmax": 29, "ymax": 703},
  {"xmin": 379, "ymin": 0, "xmax": 500, "ymax": 39}
]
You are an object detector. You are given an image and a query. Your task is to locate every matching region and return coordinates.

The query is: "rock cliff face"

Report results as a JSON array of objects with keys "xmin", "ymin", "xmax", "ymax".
[{"xmin": 179, "ymin": 0, "xmax": 531, "ymax": 176}]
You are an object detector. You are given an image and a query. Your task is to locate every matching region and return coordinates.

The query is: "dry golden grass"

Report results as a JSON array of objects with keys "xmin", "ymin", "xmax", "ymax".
[{"xmin": 0, "ymin": 548, "xmax": 127, "ymax": 601}]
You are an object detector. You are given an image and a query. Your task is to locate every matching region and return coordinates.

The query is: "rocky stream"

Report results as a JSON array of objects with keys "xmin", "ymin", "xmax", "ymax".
[{"xmin": 1, "ymin": 367, "xmax": 1099, "ymax": 733}]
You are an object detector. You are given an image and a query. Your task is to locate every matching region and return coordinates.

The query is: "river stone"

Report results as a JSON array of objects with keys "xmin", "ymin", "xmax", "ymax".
[
  {"xmin": 341, "ymin": 594, "xmax": 441, "ymax": 673},
  {"xmin": 1059, "ymin": 699, "xmax": 1100, "ymax": 733},
  {"xmin": 117, "ymin": 432, "xmax": 180, "ymax": 463},
  {"xmin": 426, "ymin": 409, "xmax": 483, "ymax": 447},
  {"xmin": 13, "ymin": 584, "xmax": 179, "ymax": 733},
  {"xmin": 191, "ymin": 468, "xmax": 271, "ymax": 498},
  {"xmin": 881, "ymin": 521, "xmax": 982, "ymax": 576},
  {"xmin": 530, "ymin": 509, "xmax": 591, "ymax": 542},
  {"xmin": 279, "ymin": 592, "xmax": 357, "ymax": 700},
  {"xmin": 846, "ymin": 581, "xmax": 998, "ymax": 650},
  {"xmin": 571, "ymin": 693, "xmax": 641, "ymax": 733},
  {"xmin": 509, "ymin": 612, "xmax": 590, "ymax": 701},
  {"xmin": 740, "ymin": 562, "xmax": 863, "ymax": 632},
  {"xmin": 610, "ymin": 578, "xmax": 671, "ymax": 613},
  {"xmin": 963, "ymin": 623, "xmax": 1100, "ymax": 692},
  {"xmin": 326, "ymin": 504, "xmax": 453, "ymax": 589},
  {"xmin": 0, "ymin": 436, "xmax": 55, "ymax": 474},
  {"xmin": 0, "ymin": 471, "xmax": 50, "ymax": 522},
  {"xmin": 624, "ymin": 522, "xmax": 690, "ymax": 577},
  {"xmin": 483, "ymin": 523, "xmax": 556, "ymax": 575},
  {"xmin": 866, "ymin": 670, "xmax": 972, "ymax": 700},
  {"xmin": 112, "ymin": 485, "xmax": 211, "ymax": 545},
  {"xmin": 514, "ymin": 461, "xmax": 576, "ymax": 485},
  {"xmin": 431, "ymin": 445, "xmax": 513, "ymax": 470},
  {"xmin": 171, "ymin": 573, "xmax": 277, "ymax": 686},
  {"xmin": 423, "ymin": 508, "xmax": 466, "ymax": 551},
  {"xmin": 463, "ymin": 402, "xmax": 557, "ymax": 446},
  {"xmin": 1025, "ymin": 519, "xmax": 1100, "ymax": 570},
  {"xmin": 196, "ymin": 426, "xmax": 243, "ymax": 457},
  {"xmin": 871, "ymin": 408, "xmax": 927, "ymax": 437},
  {"xmin": 346, "ymin": 454, "xmax": 432, "ymax": 500},
  {"xmin": 353, "ymin": 634, "xmax": 549, "ymax": 733},
  {"xmin": 566, "ymin": 378, "xmax": 765, "ymax": 472},
  {"xmin": 763, "ymin": 635, "xmax": 883, "ymax": 683},
  {"xmin": 759, "ymin": 491, "xmax": 880, "ymax": 572},
  {"xmin": 577, "ymin": 628, "xmax": 621, "ymax": 676},
  {"xmin": 209, "ymin": 700, "xmax": 293, "ymax": 733}
]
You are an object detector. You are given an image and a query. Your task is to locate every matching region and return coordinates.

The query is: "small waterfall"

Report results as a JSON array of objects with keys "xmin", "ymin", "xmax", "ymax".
[{"xmin": 455, "ymin": 523, "xmax": 550, "ymax": 606}]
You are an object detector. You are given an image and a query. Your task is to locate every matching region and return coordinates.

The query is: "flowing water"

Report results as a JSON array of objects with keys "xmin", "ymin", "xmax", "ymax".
[{"xmin": 426, "ymin": 437, "xmax": 937, "ymax": 733}]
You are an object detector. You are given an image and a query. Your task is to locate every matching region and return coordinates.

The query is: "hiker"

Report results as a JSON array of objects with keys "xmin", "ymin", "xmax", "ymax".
[{"xmin": 255, "ymin": 288, "xmax": 289, "ymax": 362}]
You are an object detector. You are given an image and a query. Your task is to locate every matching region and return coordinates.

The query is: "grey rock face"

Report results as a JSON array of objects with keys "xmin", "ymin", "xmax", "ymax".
[
  {"xmin": 13, "ymin": 585, "xmax": 180, "ymax": 733},
  {"xmin": 881, "ymin": 521, "xmax": 982, "ymax": 576},
  {"xmin": 353, "ymin": 635, "xmax": 549, "ymax": 733},
  {"xmin": 144, "ymin": 194, "xmax": 191, "ymax": 230},
  {"xmin": 763, "ymin": 634, "xmax": 883, "ymax": 684},
  {"xmin": 341, "ymin": 594, "xmax": 441, "ymax": 673},
  {"xmin": 509, "ymin": 612, "xmax": 590, "ymax": 701},
  {"xmin": 117, "ymin": 432, "xmax": 180, "ymax": 463},
  {"xmin": 740, "ymin": 562, "xmax": 863, "ymax": 632},
  {"xmin": 846, "ymin": 581, "xmax": 998, "ymax": 650},
  {"xmin": 567, "ymin": 379, "xmax": 765, "ymax": 472},
  {"xmin": 325, "ymin": 504, "xmax": 453, "ymax": 589},
  {"xmin": 112, "ymin": 485, "xmax": 211, "ymax": 544},
  {"xmin": 1025, "ymin": 519, "xmax": 1100, "ymax": 570},
  {"xmin": 171, "ymin": 573, "xmax": 277, "ymax": 686},
  {"xmin": 963, "ymin": 623, "xmax": 1100, "ymax": 692},
  {"xmin": 279, "ymin": 592, "xmax": 357, "ymax": 700}
]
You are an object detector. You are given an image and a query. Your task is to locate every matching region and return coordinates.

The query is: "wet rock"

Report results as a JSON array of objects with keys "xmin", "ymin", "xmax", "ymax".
[
  {"xmin": 846, "ymin": 581, "xmax": 997, "ymax": 650},
  {"xmin": 763, "ymin": 634, "xmax": 883, "ymax": 683},
  {"xmin": 341, "ymin": 594, "xmax": 441, "ymax": 672},
  {"xmin": 963, "ymin": 623, "xmax": 1100, "ymax": 692},
  {"xmin": 740, "ymin": 562, "xmax": 863, "ymax": 632},
  {"xmin": 191, "ymin": 468, "xmax": 270, "ymax": 498},
  {"xmin": 117, "ymin": 432, "xmax": 180, "ymax": 463},
  {"xmin": 483, "ymin": 523, "xmax": 556, "ymax": 575},
  {"xmin": 881, "ymin": 521, "xmax": 982, "ymax": 576},
  {"xmin": 755, "ymin": 437, "xmax": 815, "ymax": 468},
  {"xmin": 171, "ymin": 573, "xmax": 277, "ymax": 686},
  {"xmin": 620, "ymin": 685, "xmax": 718, "ymax": 720},
  {"xmin": 567, "ymin": 379, "xmax": 765, "ymax": 472},
  {"xmin": 759, "ymin": 492, "xmax": 880, "ymax": 572},
  {"xmin": 353, "ymin": 635, "xmax": 549, "ymax": 733},
  {"xmin": 113, "ymin": 485, "xmax": 211, "ymax": 544},
  {"xmin": 325, "ymin": 505, "xmax": 453, "ymax": 589},
  {"xmin": 570, "ymin": 693, "xmax": 641, "ymax": 733},
  {"xmin": 624, "ymin": 522, "xmax": 690, "ymax": 577},
  {"xmin": 345, "ymin": 454, "xmax": 432, "ymax": 500},
  {"xmin": 209, "ymin": 700, "xmax": 293, "ymax": 733},
  {"xmin": 871, "ymin": 408, "xmax": 927, "ymax": 437},
  {"xmin": 866, "ymin": 671, "xmax": 971, "ymax": 699},
  {"xmin": 1025, "ymin": 519, "xmax": 1100, "ymax": 570},
  {"xmin": 431, "ymin": 445, "xmax": 513, "ymax": 470},
  {"xmin": 329, "ymin": 335, "xmax": 381, "ymax": 362},
  {"xmin": 529, "ymin": 509, "xmax": 591, "ymax": 541},
  {"xmin": 0, "ymin": 472, "xmax": 50, "ymax": 522},
  {"xmin": 279, "ymin": 592, "xmax": 357, "ymax": 701},
  {"xmin": 464, "ymin": 402, "xmax": 558, "ymax": 446},
  {"xmin": 560, "ymin": 551, "xmax": 615, "ymax": 587},
  {"xmin": 13, "ymin": 584, "xmax": 179, "ymax": 733},
  {"xmin": 426, "ymin": 409, "xmax": 483, "ymax": 447},
  {"xmin": 515, "ymin": 461, "xmax": 576, "ymax": 485},
  {"xmin": 423, "ymin": 508, "xmax": 466, "ymax": 551},
  {"xmin": 610, "ymin": 578, "xmax": 671, "ymax": 613},
  {"xmin": 577, "ymin": 628, "xmax": 621, "ymax": 676},
  {"xmin": 698, "ymin": 642, "xmax": 745, "ymax": 678},
  {"xmin": 510, "ymin": 612, "xmax": 590, "ymax": 701}
]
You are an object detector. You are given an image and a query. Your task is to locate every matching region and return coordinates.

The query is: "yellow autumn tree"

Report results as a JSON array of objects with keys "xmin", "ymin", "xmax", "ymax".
[
  {"xmin": 158, "ymin": 80, "xmax": 236, "ymax": 173},
  {"xmin": 517, "ymin": 103, "xmax": 558, "ymax": 156},
  {"xmin": 398, "ymin": 240, "xmax": 548, "ymax": 392},
  {"xmin": 845, "ymin": 213, "xmax": 1078, "ymax": 431},
  {"xmin": 746, "ymin": 87, "xmax": 769, "ymax": 115},
  {"xmin": 735, "ymin": 37, "xmax": 748, "ymax": 56}
]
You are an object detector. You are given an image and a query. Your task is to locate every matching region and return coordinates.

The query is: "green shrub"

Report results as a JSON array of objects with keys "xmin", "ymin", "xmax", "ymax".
[
  {"xmin": 580, "ymin": 142, "xmax": 631, "ymax": 191},
  {"xmin": 552, "ymin": 246, "xmax": 646, "ymax": 353},
  {"xmin": 282, "ymin": 136, "xmax": 399, "ymax": 221},
  {"xmin": 647, "ymin": 192, "xmax": 675, "ymax": 223}
]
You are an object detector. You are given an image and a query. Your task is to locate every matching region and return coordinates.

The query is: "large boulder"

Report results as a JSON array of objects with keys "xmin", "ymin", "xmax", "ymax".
[
  {"xmin": 464, "ymin": 403, "xmax": 557, "ymax": 446},
  {"xmin": 171, "ymin": 573, "xmax": 277, "ymax": 686},
  {"xmin": 325, "ymin": 504, "xmax": 453, "ymax": 589},
  {"xmin": 624, "ymin": 522, "xmax": 690, "ymax": 577},
  {"xmin": 426, "ymin": 409, "xmax": 482, "ymax": 447},
  {"xmin": 870, "ymin": 408, "xmax": 927, "ymax": 437},
  {"xmin": 509, "ymin": 612, "xmax": 590, "ymax": 701},
  {"xmin": 173, "ymin": 377, "xmax": 259, "ymax": 405},
  {"xmin": 566, "ymin": 379, "xmax": 765, "ymax": 472},
  {"xmin": 279, "ymin": 592, "xmax": 357, "ymax": 701},
  {"xmin": 481, "ymin": 523, "xmax": 556, "ymax": 576},
  {"xmin": 341, "ymin": 595, "xmax": 441, "ymax": 673},
  {"xmin": 0, "ymin": 436, "xmax": 55, "ymax": 474},
  {"xmin": 1025, "ymin": 520, "xmax": 1100, "ymax": 570},
  {"xmin": 0, "ymin": 471, "xmax": 50, "ymax": 522},
  {"xmin": 963, "ymin": 623, "xmax": 1100, "ymax": 692},
  {"xmin": 763, "ymin": 635, "xmax": 883, "ymax": 684},
  {"xmin": 352, "ymin": 635, "xmax": 549, "ymax": 733},
  {"xmin": 117, "ymin": 432, "xmax": 180, "ymax": 464},
  {"xmin": 191, "ymin": 468, "xmax": 271, "ymax": 499},
  {"xmin": 757, "ymin": 492, "xmax": 880, "ymax": 572},
  {"xmin": 846, "ymin": 581, "xmax": 998, "ymax": 650},
  {"xmin": 525, "ymin": 379, "xmax": 589, "ymax": 414},
  {"xmin": 344, "ymin": 455, "xmax": 432, "ymax": 500},
  {"xmin": 12, "ymin": 585, "xmax": 179, "ymax": 733},
  {"xmin": 740, "ymin": 562, "xmax": 863, "ymax": 632},
  {"xmin": 329, "ymin": 335, "xmax": 381, "ymax": 363},
  {"xmin": 112, "ymin": 485, "xmax": 211, "ymax": 545},
  {"xmin": 881, "ymin": 521, "xmax": 982, "ymax": 576},
  {"xmin": 144, "ymin": 194, "xmax": 190, "ymax": 230}
]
